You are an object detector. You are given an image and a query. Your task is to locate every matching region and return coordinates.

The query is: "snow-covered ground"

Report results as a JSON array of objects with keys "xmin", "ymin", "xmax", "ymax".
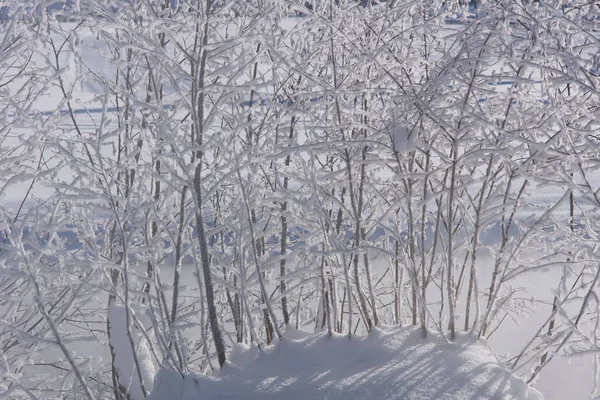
[{"xmin": 148, "ymin": 326, "xmax": 543, "ymax": 400}]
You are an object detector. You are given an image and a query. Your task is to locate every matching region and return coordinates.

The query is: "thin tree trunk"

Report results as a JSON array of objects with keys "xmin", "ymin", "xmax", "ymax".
[
  {"xmin": 237, "ymin": 167, "xmax": 282, "ymax": 341},
  {"xmin": 540, "ymin": 187, "xmax": 574, "ymax": 365},
  {"xmin": 362, "ymin": 228, "xmax": 378, "ymax": 326},
  {"xmin": 420, "ymin": 150, "xmax": 431, "ymax": 337},
  {"xmin": 170, "ymin": 187, "xmax": 187, "ymax": 324},
  {"xmin": 447, "ymin": 142, "xmax": 458, "ymax": 341},
  {"xmin": 190, "ymin": 0, "xmax": 226, "ymax": 366},
  {"xmin": 345, "ymin": 148, "xmax": 373, "ymax": 331},
  {"xmin": 395, "ymin": 239, "xmax": 404, "ymax": 326},
  {"xmin": 279, "ymin": 100, "xmax": 298, "ymax": 327},
  {"xmin": 464, "ymin": 157, "xmax": 495, "ymax": 332}
]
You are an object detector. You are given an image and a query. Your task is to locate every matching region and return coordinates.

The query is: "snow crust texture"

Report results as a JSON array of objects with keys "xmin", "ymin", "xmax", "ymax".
[{"xmin": 148, "ymin": 327, "xmax": 543, "ymax": 400}]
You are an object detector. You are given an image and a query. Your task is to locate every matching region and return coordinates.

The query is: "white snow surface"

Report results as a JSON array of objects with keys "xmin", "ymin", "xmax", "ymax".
[
  {"xmin": 392, "ymin": 124, "xmax": 417, "ymax": 153},
  {"xmin": 148, "ymin": 326, "xmax": 543, "ymax": 400},
  {"xmin": 108, "ymin": 304, "xmax": 156, "ymax": 400}
]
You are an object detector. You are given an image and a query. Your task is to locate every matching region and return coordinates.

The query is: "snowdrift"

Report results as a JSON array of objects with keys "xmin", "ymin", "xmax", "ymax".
[{"xmin": 148, "ymin": 326, "xmax": 543, "ymax": 400}]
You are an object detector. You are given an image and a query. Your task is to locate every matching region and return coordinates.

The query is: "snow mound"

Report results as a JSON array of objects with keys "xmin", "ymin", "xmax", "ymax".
[{"xmin": 148, "ymin": 326, "xmax": 543, "ymax": 400}]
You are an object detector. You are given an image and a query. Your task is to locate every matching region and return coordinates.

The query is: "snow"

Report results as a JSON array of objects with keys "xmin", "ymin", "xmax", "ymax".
[
  {"xmin": 107, "ymin": 304, "xmax": 156, "ymax": 400},
  {"xmin": 392, "ymin": 124, "xmax": 417, "ymax": 153},
  {"xmin": 148, "ymin": 326, "xmax": 542, "ymax": 400}
]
